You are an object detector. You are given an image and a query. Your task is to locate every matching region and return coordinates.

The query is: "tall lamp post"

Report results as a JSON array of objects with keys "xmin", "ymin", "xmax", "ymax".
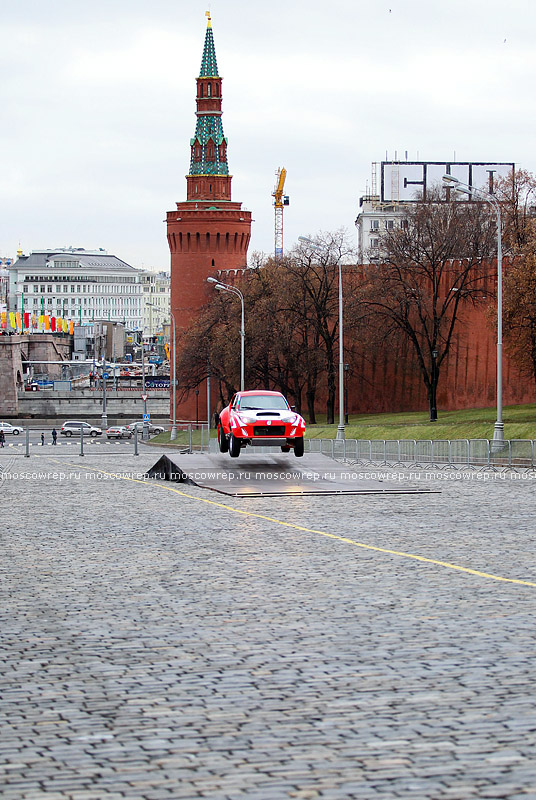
[
  {"xmin": 101, "ymin": 356, "xmax": 108, "ymax": 431},
  {"xmin": 442, "ymin": 174, "xmax": 504, "ymax": 448},
  {"xmin": 169, "ymin": 310, "xmax": 177, "ymax": 440},
  {"xmin": 207, "ymin": 277, "xmax": 245, "ymax": 391},
  {"xmin": 148, "ymin": 302, "xmax": 177, "ymax": 440},
  {"xmin": 140, "ymin": 334, "xmax": 149, "ymax": 440},
  {"xmin": 298, "ymin": 236, "xmax": 345, "ymax": 439}
]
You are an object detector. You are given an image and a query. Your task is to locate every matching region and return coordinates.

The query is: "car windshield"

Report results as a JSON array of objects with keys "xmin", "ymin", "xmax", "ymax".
[{"xmin": 239, "ymin": 395, "xmax": 289, "ymax": 411}]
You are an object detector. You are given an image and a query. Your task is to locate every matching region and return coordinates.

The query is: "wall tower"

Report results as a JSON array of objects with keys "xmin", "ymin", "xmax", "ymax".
[{"xmin": 167, "ymin": 13, "xmax": 252, "ymax": 421}]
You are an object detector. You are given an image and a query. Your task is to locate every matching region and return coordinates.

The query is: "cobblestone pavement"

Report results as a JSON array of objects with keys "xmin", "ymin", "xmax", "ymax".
[{"xmin": 2, "ymin": 452, "xmax": 536, "ymax": 799}]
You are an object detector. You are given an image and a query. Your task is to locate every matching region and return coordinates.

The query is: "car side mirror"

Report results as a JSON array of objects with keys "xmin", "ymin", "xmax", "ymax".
[{"xmin": 291, "ymin": 405, "xmax": 296, "ymax": 411}]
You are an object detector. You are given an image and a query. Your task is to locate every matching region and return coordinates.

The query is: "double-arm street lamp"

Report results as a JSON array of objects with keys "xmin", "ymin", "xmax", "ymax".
[
  {"xmin": 442, "ymin": 174, "xmax": 504, "ymax": 448},
  {"xmin": 207, "ymin": 277, "xmax": 245, "ymax": 391},
  {"xmin": 298, "ymin": 236, "xmax": 345, "ymax": 439}
]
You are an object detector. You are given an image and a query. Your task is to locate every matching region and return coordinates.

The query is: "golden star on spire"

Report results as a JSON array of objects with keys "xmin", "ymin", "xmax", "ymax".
[{"xmin": 205, "ymin": 10, "xmax": 212, "ymax": 28}]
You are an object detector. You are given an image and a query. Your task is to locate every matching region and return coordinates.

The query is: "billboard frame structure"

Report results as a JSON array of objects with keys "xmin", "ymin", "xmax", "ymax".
[{"xmin": 380, "ymin": 161, "xmax": 515, "ymax": 203}]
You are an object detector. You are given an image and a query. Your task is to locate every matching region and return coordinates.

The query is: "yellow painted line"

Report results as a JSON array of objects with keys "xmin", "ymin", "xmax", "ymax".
[{"xmin": 62, "ymin": 463, "xmax": 536, "ymax": 589}]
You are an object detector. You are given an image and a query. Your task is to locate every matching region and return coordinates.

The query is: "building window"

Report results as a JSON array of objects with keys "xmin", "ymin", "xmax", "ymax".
[{"xmin": 370, "ymin": 220, "xmax": 379, "ymax": 230}]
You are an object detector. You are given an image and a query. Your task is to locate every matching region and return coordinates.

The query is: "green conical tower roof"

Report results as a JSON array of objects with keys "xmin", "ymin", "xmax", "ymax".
[
  {"xmin": 189, "ymin": 13, "xmax": 228, "ymax": 178},
  {"xmin": 200, "ymin": 12, "xmax": 219, "ymax": 77}
]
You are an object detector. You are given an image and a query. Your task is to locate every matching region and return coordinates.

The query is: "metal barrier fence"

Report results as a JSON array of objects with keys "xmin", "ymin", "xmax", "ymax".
[
  {"xmin": 304, "ymin": 438, "xmax": 536, "ymax": 470},
  {"xmin": 9, "ymin": 423, "xmax": 211, "ymax": 458}
]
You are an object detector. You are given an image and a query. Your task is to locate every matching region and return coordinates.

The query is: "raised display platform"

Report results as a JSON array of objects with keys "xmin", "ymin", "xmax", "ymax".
[{"xmin": 146, "ymin": 452, "xmax": 434, "ymax": 497}]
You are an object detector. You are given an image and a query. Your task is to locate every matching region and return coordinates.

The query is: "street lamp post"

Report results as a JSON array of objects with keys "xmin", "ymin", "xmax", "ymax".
[
  {"xmin": 101, "ymin": 357, "xmax": 108, "ymax": 431},
  {"xmin": 298, "ymin": 236, "xmax": 345, "ymax": 439},
  {"xmin": 207, "ymin": 277, "xmax": 245, "ymax": 391},
  {"xmin": 442, "ymin": 174, "xmax": 504, "ymax": 448},
  {"xmin": 344, "ymin": 363, "xmax": 349, "ymax": 424},
  {"xmin": 170, "ymin": 311, "xmax": 177, "ymax": 440},
  {"xmin": 140, "ymin": 336, "xmax": 149, "ymax": 440},
  {"xmin": 148, "ymin": 301, "xmax": 177, "ymax": 440}
]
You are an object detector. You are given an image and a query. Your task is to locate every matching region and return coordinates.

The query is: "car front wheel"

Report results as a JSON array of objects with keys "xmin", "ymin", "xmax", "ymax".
[
  {"xmin": 90, "ymin": 431, "xmax": 98, "ymax": 437},
  {"xmin": 13, "ymin": 430, "xmax": 20, "ymax": 436},
  {"xmin": 294, "ymin": 438, "xmax": 304, "ymax": 457},
  {"xmin": 229, "ymin": 432, "xmax": 241, "ymax": 458},
  {"xmin": 218, "ymin": 425, "xmax": 229, "ymax": 453}
]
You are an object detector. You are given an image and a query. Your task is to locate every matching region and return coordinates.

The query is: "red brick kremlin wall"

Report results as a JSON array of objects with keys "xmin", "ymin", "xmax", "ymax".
[
  {"xmin": 347, "ymin": 258, "xmax": 536, "ymax": 415},
  {"xmin": 215, "ymin": 259, "xmax": 536, "ymax": 418}
]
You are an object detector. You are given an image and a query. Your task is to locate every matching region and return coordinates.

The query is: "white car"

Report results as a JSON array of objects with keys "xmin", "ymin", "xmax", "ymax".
[
  {"xmin": 60, "ymin": 421, "xmax": 102, "ymax": 437},
  {"xmin": 0, "ymin": 421, "xmax": 24, "ymax": 435},
  {"xmin": 106, "ymin": 426, "xmax": 132, "ymax": 440},
  {"xmin": 126, "ymin": 421, "xmax": 165, "ymax": 434}
]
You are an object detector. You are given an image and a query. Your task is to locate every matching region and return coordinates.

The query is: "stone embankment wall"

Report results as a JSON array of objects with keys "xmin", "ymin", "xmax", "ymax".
[{"xmin": 16, "ymin": 390, "xmax": 169, "ymax": 419}]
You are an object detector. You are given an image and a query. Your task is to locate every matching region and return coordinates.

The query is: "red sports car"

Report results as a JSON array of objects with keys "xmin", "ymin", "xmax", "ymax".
[{"xmin": 217, "ymin": 390, "xmax": 306, "ymax": 458}]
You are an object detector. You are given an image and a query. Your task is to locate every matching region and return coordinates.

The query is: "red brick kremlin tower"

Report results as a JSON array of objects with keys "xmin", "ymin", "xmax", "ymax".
[{"xmin": 166, "ymin": 13, "xmax": 252, "ymax": 422}]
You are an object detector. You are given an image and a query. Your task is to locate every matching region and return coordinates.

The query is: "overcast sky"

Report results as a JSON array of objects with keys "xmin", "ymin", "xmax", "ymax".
[{"xmin": 1, "ymin": 0, "xmax": 533, "ymax": 270}]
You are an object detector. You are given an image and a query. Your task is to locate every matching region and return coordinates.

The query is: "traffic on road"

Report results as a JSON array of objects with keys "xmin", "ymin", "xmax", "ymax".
[{"xmin": 0, "ymin": 418, "xmax": 168, "ymax": 449}]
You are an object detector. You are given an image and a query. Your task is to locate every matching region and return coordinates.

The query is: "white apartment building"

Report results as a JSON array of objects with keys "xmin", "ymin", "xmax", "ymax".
[
  {"xmin": 355, "ymin": 195, "xmax": 405, "ymax": 264},
  {"xmin": 8, "ymin": 247, "xmax": 143, "ymax": 329},
  {"xmin": 140, "ymin": 270, "xmax": 170, "ymax": 335}
]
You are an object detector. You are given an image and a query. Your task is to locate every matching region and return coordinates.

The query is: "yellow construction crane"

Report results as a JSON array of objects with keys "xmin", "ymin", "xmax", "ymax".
[{"xmin": 272, "ymin": 167, "xmax": 289, "ymax": 260}]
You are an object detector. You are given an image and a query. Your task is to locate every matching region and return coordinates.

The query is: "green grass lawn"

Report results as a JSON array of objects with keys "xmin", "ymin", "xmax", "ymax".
[
  {"xmin": 150, "ymin": 404, "xmax": 536, "ymax": 444},
  {"xmin": 149, "ymin": 427, "xmax": 209, "ymax": 448},
  {"xmin": 304, "ymin": 404, "xmax": 536, "ymax": 441}
]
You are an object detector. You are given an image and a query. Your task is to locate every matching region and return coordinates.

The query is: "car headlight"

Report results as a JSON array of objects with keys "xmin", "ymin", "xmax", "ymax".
[{"xmin": 286, "ymin": 413, "xmax": 299, "ymax": 424}]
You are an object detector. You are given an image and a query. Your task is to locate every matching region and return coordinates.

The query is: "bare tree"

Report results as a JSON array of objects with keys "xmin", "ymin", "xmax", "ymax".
[
  {"xmin": 282, "ymin": 230, "xmax": 356, "ymax": 423},
  {"xmin": 361, "ymin": 190, "xmax": 496, "ymax": 420},
  {"xmin": 496, "ymin": 169, "xmax": 536, "ymax": 253},
  {"xmin": 496, "ymin": 169, "xmax": 536, "ymax": 384},
  {"xmin": 176, "ymin": 230, "xmax": 356, "ymax": 422}
]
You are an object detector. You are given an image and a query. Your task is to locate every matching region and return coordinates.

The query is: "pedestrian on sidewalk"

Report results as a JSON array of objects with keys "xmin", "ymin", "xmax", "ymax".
[
  {"xmin": 41, "ymin": 432, "xmax": 45, "ymax": 446},
  {"xmin": 0, "ymin": 430, "xmax": 5, "ymax": 448},
  {"xmin": 52, "ymin": 428, "xmax": 57, "ymax": 445}
]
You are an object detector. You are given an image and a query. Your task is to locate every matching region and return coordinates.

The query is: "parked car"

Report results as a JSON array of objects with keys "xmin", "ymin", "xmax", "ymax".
[
  {"xmin": 106, "ymin": 426, "xmax": 132, "ymax": 440},
  {"xmin": 217, "ymin": 390, "xmax": 306, "ymax": 458},
  {"xmin": 0, "ymin": 421, "xmax": 24, "ymax": 435},
  {"xmin": 60, "ymin": 421, "xmax": 102, "ymax": 437},
  {"xmin": 126, "ymin": 421, "xmax": 165, "ymax": 435}
]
